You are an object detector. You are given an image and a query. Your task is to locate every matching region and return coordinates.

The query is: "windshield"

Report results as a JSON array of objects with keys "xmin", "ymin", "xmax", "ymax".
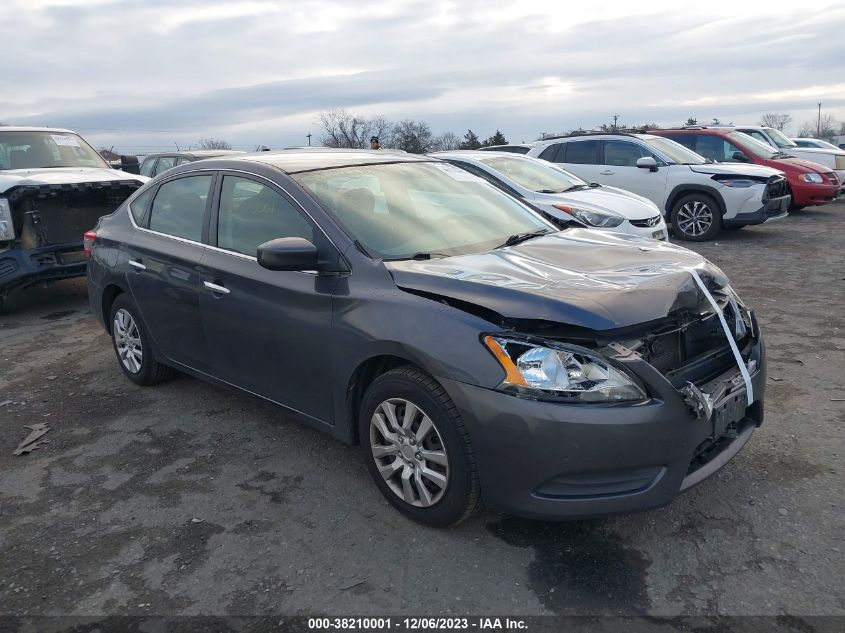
[
  {"xmin": 642, "ymin": 136, "xmax": 706, "ymax": 164},
  {"xmin": 763, "ymin": 128, "xmax": 797, "ymax": 149},
  {"xmin": 0, "ymin": 131, "xmax": 109, "ymax": 170},
  {"xmin": 727, "ymin": 131, "xmax": 779, "ymax": 159},
  {"xmin": 477, "ymin": 155, "xmax": 585, "ymax": 192},
  {"xmin": 292, "ymin": 161, "xmax": 555, "ymax": 260}
]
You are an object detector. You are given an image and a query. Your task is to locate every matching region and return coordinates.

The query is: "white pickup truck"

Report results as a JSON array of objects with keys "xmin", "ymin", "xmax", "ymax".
[{"xmin": 0, "ymin": 127, "xmax": 146, "ymax": 312}]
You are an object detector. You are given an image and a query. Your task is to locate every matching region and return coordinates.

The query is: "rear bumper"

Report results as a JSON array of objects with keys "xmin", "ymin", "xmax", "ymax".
[
  {"xmin": 0, "ymin": 241, "xmax": 87, "ymax": 298},
  {"xmin": 440, "ymin": 334, "xmax": 765, "ymax": 520},
  {"xmin": 723, "ymin": 194, "xmax": 790, "ymax": 226}
]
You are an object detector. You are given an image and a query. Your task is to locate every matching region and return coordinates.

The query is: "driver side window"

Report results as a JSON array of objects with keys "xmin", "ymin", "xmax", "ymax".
[{"xmin": 217, "ymin": 176, "xmax": 314, "ymax": 257}]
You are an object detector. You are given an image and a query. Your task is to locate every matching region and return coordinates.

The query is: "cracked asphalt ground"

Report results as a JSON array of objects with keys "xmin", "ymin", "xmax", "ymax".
[{"xmin": 0, "ymin": 201, "xmax": 843, "ymax": 619}]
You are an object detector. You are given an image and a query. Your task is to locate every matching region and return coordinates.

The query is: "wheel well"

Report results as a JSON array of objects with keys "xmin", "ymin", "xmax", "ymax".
[
  {"xmin": 665, "ymin": 186, "xmax": 725, "ymax": 219},
  {"xmin": 346, "ymin": 355, "xmax": 419, "ymax": 444},
  {"xmin": 101, "ymin": 284, "xmax": 125, "ymax": 333}
]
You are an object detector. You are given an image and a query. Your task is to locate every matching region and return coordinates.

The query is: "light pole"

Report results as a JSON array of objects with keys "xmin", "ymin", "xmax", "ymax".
[
  {"xmin": 306, "ymin": 133, "xmax": 312, "ymax": 147},
  {"xmin": 817, "ymin": 103, "xmax": 821, "ymax": 137}
]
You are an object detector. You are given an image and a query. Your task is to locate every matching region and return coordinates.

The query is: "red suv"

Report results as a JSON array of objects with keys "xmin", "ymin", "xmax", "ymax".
[{"xmin": 651, "ymin": 128, "xmax": 840, "ymax": 210}]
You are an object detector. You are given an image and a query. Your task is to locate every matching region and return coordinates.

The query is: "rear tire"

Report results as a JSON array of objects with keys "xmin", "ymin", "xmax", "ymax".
[
  {"xmin": 359, "ymin": 366, "xmax": 480, "ymax": 527},
  {"xmin": 109, "ymin": 294, "xmax": 173, "ymax": 386},
  {"xmin": 670, "ymin": 193, "xmax": 722, "ymax": 241}
]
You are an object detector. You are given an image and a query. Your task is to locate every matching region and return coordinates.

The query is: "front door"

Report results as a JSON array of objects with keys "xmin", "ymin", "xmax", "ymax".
[
  {"xmin": 124, "ymin": 173, "xmax": 215, "ymax": 372},
  {"xmin": 199, "ymin": 174, "xmax": 339, "ymax": 423},
  {"xmin": 596, "ymin": 140, "xmax": 669, "ymax": 206}
]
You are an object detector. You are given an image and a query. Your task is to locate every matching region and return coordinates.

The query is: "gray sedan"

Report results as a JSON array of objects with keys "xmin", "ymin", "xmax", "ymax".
[{"xmin": 86, "ymin": 150, "xmax": 765, "ymax": 526}]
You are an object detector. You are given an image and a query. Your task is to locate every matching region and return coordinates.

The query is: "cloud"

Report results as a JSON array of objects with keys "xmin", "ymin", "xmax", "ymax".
[{"xmin": 2, "ymin": 0, "xmax": 843, "ymax": 151}]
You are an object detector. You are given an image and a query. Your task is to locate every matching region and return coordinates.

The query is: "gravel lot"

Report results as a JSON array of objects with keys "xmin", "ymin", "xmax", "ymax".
[{"xmin": 1, "ymin": 201, "xmax": 843, "ymax": 620}]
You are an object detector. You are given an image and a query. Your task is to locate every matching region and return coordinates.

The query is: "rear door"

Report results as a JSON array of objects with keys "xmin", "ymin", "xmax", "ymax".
[
  {"xmin": 198, "ymin": 172, "xmax": 340, "ymax": 422},
  {"xmin": 124, "ymin": 172, "xmax": 215, "ymax": 372},
  {"xmin": 596, "ymin": 139, "xmax": 669, "ymax": 205}
]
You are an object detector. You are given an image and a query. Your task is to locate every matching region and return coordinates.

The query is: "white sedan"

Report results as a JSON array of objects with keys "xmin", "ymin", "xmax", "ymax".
[{"xmin": 431, "ymin": 151, "xmax": 669, "ymax": 240}]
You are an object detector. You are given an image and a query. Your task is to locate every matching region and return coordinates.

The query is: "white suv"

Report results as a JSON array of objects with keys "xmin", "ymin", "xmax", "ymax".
[{"xmin": 526, "ymin": 133, "xmax": 790, "ymax": 241}]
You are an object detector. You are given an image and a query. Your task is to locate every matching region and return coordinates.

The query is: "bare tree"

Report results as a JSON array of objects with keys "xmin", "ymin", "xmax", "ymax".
[
  {"xmin": 430, "ymin": 131, "xmax": 461, "ymax": 151},
  {"xmin": 317, "ymin": 108, "xmax": 391, "ymax": 149},
  {"xmin": 368, "ymin": 115, "xmax": 394, "ymax": 148},
  {"xmin": 759, "ymin": 113, "xmax": 792, "ymax": 131},
  {"xmin": 797, "ymin": 115, "xmax": 839, "ymax": 139},
  {"xmin": 389, "ymin": 119, "xmax": 433, "ymax": 154},
  {"xmin": 197, "ymin": 138, "xmax": 232, "ymax": 150}
]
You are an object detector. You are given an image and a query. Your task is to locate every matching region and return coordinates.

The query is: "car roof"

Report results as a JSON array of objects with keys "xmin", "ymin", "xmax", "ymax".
[
  {"xmin": 532, "ymin": 132, "xmax": 659, "ymax": 145},
  {"xmin": 145, "ymin": 149, "xmax": 246, "ymax": 159},
  {"xmin": 0, "ymin": 126, "xmax": 77, "ymax": 134},
  {"xmin": 479, "ymin": 144, "xmax": 530, "ymax": 149},
  {"xmin": 432, "ymin": 150, "xmax": 539, "ymax": 161},
  {"xmin": 217, "ymin": 148, "xmax": 435, "ymax": 174}
]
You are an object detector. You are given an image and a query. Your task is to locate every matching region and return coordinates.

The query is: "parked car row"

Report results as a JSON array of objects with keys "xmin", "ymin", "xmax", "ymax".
[{"xmin": 487, "ymin": 126, "xmax": 840, "ymax": 241}]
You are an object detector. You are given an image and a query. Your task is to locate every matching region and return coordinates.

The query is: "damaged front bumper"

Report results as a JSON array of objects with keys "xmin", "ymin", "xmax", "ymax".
[
  {"xmin": 0, "ymin": 241, "xmax": 88, "ymax": 298},
  {"xmin": 439, "ymin": 317, "xmax": 765, "ymax": 521},
  {"xmin": 0, "ymin": 179, "xmax": 141, "ymax": 300},
  {"xmin": 723, "ymin": 193, "xmax": 790, "ymax": 226}
]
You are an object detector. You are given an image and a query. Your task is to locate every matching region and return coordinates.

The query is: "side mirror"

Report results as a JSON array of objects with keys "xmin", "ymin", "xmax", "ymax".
[
  {"xmin": 636, "ymin": 157, "xmax": 658, "ymax": 171},
  {"xmin": 119, "ymin": 155, "xmax": 140, "ymax": 174},
  {"xmin": 731, "ymin": 151, "xmax": 751, "ymax": 163},
  {"xmin": 257, "ymin": 237, "xmax": 319, "ymax": 271}
]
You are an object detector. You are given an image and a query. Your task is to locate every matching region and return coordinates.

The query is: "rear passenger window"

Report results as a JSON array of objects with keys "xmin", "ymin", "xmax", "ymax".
[
  {"xmin": 217, "ymin": 176, "xmax": 314, "ymax": 257},
  {"xmin": 148, "ymin": 175, "xmax": 212, "ymax": 242},
  {"xmin": 139, "ymin": 158, "xmax": 156, "ymax": 177},
  {"xmin": 155, "ymin": 156, "xmax": 176, "ymax": 175},
  {"xmin": 563, "ymin": 140, "xmax": 600, "ymax": 164},
  {"xmin": 663, "ymin": 134, "xmax": 696, "ymax": 150},
  {"xmin": 538, "ymin": 145, "xmax": 561, "ymax": 161},
  {"xmin": 129, "ymin": 188, "xmax": 154, "ymax": 226}
]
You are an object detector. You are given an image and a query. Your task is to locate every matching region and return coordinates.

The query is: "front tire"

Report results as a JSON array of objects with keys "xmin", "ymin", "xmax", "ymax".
[
  {"xmin": 359, "ymin": 366, "xmax": 480, "ymax": 527},
  {"xmin": 109, "ymin": 294, "xmax": 173, "ymax": 386},
  {"xmin": 670, "ymin": 193, "xmax": 722, "ymax": 241}
]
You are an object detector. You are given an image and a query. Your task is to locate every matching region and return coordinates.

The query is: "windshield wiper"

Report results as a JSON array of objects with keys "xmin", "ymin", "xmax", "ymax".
[
  {"xmin": 537, "ymin": 188, "xmax": 570, "ymax": 193},
  {"xmin": 386, "ymin": 252, "xmax": 450, "ymax": 261},
  {"xmin": 496, "ymin": 228, "xmax": 552, "ymax": 249}
]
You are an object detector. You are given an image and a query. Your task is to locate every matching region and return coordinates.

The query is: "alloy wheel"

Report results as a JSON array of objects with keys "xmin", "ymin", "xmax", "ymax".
[
  {"xmin": 113, "ymin": 308, "xmax": 143, "ymax": 374},
  {"xmin": 676, "ymin": 200, "xmax": 713, "ymax": 237},
  {"xmin": 369, "ymin": 398, "xmax": 449, "ymax": 507}
]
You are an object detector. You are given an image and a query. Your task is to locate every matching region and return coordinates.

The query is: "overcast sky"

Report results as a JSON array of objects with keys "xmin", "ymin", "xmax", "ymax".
[{"xmin": 2, "ymin": 0, "xmax": 844, "ymax": 152}]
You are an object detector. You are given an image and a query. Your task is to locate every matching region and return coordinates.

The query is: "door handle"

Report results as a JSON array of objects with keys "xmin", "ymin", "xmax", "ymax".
[
  {"xmin": 599, "ymin": 170, "xmax": 615, "ymax": 175},
  {"xmin": 203, "ymin": 281, "xmax": 230, "ymax": 295},
  {"xmin": 128, "ymin": 259, "xmax": 147, "ymax": 271}
]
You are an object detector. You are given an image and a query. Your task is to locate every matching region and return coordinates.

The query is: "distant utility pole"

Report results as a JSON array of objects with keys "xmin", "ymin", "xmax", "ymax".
[
  {"xmin": 817, "ymin": 103, "xmax": 822, "ymax": 137},
  {"xmin": 612, "ymin": 114, "xmax": 620, "ymax": 130},
  {"xmin": 306, "ymin": 133, "xmax": 312, "ymax": 147}
]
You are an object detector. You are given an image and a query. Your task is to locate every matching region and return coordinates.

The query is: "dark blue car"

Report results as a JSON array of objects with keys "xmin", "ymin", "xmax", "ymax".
[{"xmin": 86, "ymin": 149, "xmax": 765, "ymax": 526}]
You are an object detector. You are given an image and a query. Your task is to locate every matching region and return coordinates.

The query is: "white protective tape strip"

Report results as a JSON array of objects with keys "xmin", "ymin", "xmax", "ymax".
[{"xmin": 690, "ymin": 269, "xmax": 754, "ymax": 406}]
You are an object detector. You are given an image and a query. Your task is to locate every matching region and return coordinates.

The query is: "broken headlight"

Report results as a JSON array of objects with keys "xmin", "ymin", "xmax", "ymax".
[
  {"xmin": 0, "ymin": 198, "xmax": 14, "ymax": 241},
  {"xmin": 483, "ymin": 336, "xmax": 646, "ymax": 403}
]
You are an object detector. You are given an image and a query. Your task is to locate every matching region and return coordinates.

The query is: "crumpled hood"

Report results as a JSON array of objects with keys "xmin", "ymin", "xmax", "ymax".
[
  {"xmin": 536, "ymin": 185, "xmax": 660, "ymax": 220},
  {"xmin": 385, "ymin": 228, "xmax": 729, "ymax": 330},
  {"xmin": 0, "ymin": 167, "xmax": 146, "ymax": 193},
  {"xmin": 688, "ymin": 163, "xmax": 781, "ymax": 178}
]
